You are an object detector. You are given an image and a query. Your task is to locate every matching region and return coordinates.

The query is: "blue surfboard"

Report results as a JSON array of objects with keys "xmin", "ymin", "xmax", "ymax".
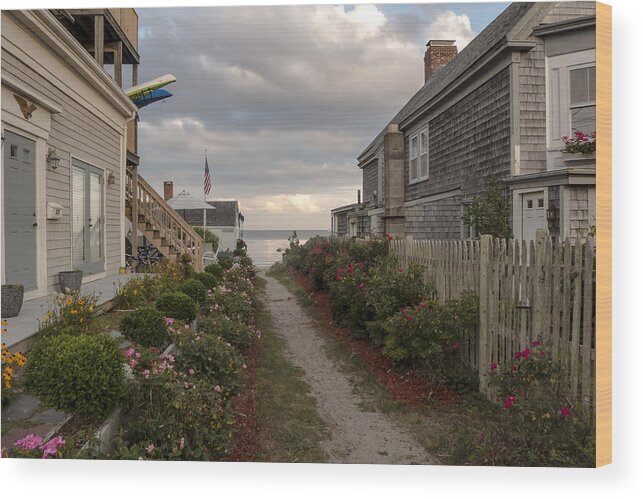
[{"xmin": 132, "ymin": 89, "xmax": 173, "ymax": 109}]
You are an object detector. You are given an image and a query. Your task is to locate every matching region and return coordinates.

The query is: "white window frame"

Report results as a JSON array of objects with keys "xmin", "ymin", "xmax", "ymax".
[
  {"xmin": 409, "ymin": 126, "xmax": 429, "ymax": 184},
  {"xmin": 546, "ymin": 49, "xmax": 596, "ymax": 167}
]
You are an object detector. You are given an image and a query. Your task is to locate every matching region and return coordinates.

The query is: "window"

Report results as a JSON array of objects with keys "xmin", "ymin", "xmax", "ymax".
[
  {"xmin": 409, "ymin": 127, "xmax": 429, "ymax": 183},
  {"xmin": 569, "ymin": 65, "xmax": 596, "ymax": 136}
]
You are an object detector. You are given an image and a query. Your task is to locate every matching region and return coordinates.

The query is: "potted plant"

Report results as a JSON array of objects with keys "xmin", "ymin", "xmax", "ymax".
[
  {"xmin": 1, "ymin": 284, "xmax": 24, "ymax": 318},
  {"xmin": 561, "ymin": 131, "xmax": 596, "ymax": 163},
  {"xmin": 58, "ymin": 270, "xmax": 83, "ymax": 293}
]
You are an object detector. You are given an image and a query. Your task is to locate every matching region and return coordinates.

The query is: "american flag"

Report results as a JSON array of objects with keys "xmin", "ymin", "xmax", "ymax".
[{"xmin": 204, "ymin": 156, "xmax": 211, "ymax": 195}]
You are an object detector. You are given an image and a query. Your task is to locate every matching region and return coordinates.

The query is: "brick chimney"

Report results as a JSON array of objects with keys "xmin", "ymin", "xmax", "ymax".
[
  {"xmin": 424, "ymin": 40, "xmax": 458, "ymax": 83},
  {"xmin": 163, "ymin": 181, "xmax": 174, "ymax": 201}
]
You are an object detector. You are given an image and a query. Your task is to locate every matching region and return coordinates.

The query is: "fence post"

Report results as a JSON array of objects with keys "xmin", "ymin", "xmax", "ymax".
[
  {"xmin": 478, "ymin": 234, "xmax": 492, "ymax": 395},
  {"xmin": 533, "ymin": 229, "xmax": 548, "ymax": 343}
]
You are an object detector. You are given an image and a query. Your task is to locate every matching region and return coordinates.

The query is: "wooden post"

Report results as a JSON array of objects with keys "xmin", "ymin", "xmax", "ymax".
[
  {"xmin": 131, "ymin": 165, "xmax": 139, "ymax": 259},
  {"xmin": 478, "ymin": 234, "xmax": 492, "ymax": 395},
  {"xmin": 94, "ymin": 14, "xmax": 105, "ymax": 66},
  {"xmin": 534, "ymin": 229, "xmax": 548, "ymax": 342},
  {"xmin": 114, "ymin": 41, "xmax": 123, "ymax": 88},
  {"xmin": 132, "ymin": 63, "xmax": 139, "ymax": 86}
]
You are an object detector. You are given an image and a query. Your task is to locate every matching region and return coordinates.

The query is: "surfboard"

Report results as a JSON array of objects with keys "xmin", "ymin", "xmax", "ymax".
[
  {"xmin": 132, "ymin": 89, "xmax": 173, "ymax": 109},
  {"xmin": 125, "ymin": 74, "xmax": 176, "ymax": 101}
]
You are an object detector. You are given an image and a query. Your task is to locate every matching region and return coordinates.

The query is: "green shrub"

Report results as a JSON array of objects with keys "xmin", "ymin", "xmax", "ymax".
[
  {"xmin": 172, "ymin": 329, "xmax": 244, "ymax": 396},
  {"xmin": 25, "ymin": 334, "xmax": 125, "ymax": 419},
  {"xmin": 114, "ymin": 275, "xmax": 159, "ymax": 309},
  {"xmin": 177, "ymin": 278, "xmax": 207, "ymax": 305},
  {"xmin": 204, "ymin": 263, "xmax": 224, "ymax": 281},
  {"xmin": 218, "ymin": 256, "xmax": 234, "ymax": 270},
  {"xmin": 120, "ymin": 369, "xmax": 234, "ymax": 461},
  {"xmin": 156, "ymin": 292, "xmax": 198, "ymax": 322},
  {"xmin": 198, "ymin": 315, "xmax": 256, "ymax": 350},
  {"xmin": 120, "ymin": 307, "xmax": 169, "ymax": 348},
  {"xmin": 207, "ymin": 287, "xmax": 253, "ymax": 323},
  {"xmin": 194, "ymin": 272, "xmax": 218, "ymax": 290}
]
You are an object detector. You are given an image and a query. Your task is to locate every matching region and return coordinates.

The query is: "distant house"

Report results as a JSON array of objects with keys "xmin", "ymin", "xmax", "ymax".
[
  {"xmin": 332, "ymin": 2, "xmax": 597, "ymax": 241},
  {"xmin": 2, "ymin": 8, "xmax": 140, "ymax": 298},
  {"xmin": 163, "ymin": 181, "xmax": 243, "ymax": 253}
]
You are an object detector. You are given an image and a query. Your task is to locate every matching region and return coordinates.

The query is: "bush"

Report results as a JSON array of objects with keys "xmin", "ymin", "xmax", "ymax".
[
  {"xmin": 194, "ymin": 272, "xmax": 218, "ymax": 290},
  {"xmin": 218, "ymin": 256, "xmax": 234, "ymax": 270},
  {"xmin": 120, "ymin": 307, "xmax": 169, "ymax": 348},
  {"xmin": 204, "ymin": 263, "xmax": 224, "ymax": 281},
  {"xmin": 177, "ymin": 278, "xmax": 207, "ymax": 305},
  {"xmin": 156, "ymin": 292, "xmax": 199, "ymax": 323},
  {"xmin": 171, "ymin": 329, "xmax": 244, "ymax": 396},
  {"xmin": 198, "ymin": 315, "xmax": 256, "ymax": 351},
  {"xmin": 114, "ymin": 276, "xmax": 159, "ymax": 309},
  {"xmin": 25, "ymin": 334, "xmax": 125, "ymax": 419},
  {"xmin": 37, "ymin": 291, "xmax": 99, "ymax": 338},
  {"xmin": 120, "ymin": 368, "xmax": 234, "ymax": 461},
  {"xmin": 207, "ymin": 287, "xmax": 254, "ymax": 323}
]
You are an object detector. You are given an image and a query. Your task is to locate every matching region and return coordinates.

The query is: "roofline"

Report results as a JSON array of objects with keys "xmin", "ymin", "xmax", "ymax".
[
  {"xmin": 331, "ymin": 202, "xmax": 363, "ymax": 214},
  {"xmin": 532, "ymin": 15, "xmax": 596, "ymax": 37}
]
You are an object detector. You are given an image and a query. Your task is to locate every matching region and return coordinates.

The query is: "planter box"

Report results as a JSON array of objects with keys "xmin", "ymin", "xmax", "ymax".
[
  {"xmin": 58, "ymin": 271, "xmax": 83, "ymax": 293},
  {"xmin": 561, "ymin": 151, "xmax": 596, "ymax": 166},
  {"xmin": 1, "ymin": 284, "xmax": 24, "ymax": 318}
]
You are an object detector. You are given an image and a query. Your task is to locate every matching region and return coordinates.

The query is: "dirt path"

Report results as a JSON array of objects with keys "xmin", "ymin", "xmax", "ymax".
[{"xmin": 261, "ymin": 271, "xmax": 438, "ymax": 465}]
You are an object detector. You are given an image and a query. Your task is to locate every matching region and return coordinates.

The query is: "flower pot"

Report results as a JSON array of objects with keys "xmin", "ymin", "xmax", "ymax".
[
  {"xmin": 1, "ymin": 284, "xmax": 24, "ymax": 318},
  {"xmin": 58, "ymin": 271, "xmax": 83, "ymax": 293}
]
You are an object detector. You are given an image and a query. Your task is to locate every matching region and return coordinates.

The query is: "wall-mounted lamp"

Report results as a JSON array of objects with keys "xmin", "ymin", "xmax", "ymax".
[
  {"xmin": 46, "ymin": 147, "xmax": 60, "ymax": 171},
  {"xmin": 546, "ymin": 208, "xmax": 558, "ymax": 221},
  {"xmin": 107, "ymin": 172, "xmax": 116, "ymax": 186}
]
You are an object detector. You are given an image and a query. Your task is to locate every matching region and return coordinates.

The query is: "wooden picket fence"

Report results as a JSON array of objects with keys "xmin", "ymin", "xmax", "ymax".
[{"xmin": 390, "ymin": 234, "xmax": 596, "ymax": 420}]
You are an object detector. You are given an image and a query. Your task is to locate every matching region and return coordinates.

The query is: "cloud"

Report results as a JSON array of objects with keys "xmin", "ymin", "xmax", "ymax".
[
  {"xmin": 425, "ymin": 11, "xmax": 476, "ymax": 50},
  {"xmin": 132, "ymin": 3, "xmax": 505, "ymax": 229}
]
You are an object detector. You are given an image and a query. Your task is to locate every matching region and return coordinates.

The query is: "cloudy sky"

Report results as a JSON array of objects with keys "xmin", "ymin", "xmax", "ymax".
[{"xmin": 134, "ymin": 2, "xmax": 508, "ymax": 230}]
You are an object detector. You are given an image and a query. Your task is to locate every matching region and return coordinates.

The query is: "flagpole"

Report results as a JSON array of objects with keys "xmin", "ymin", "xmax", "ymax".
[{"xmin": 203, "ymin": 149, "xmax": 207, "ymax": 263}]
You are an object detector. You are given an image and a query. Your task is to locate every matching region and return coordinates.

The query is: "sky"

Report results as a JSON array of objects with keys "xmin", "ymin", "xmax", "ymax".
[{"xmin": 133, "ymin": 2, "xmax": 509, "ymax": 230}]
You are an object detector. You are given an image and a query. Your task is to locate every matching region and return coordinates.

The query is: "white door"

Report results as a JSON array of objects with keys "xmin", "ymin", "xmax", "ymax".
[{"xmin": 521, "ymin": 191, "xmax": 546, "ymax": 241}]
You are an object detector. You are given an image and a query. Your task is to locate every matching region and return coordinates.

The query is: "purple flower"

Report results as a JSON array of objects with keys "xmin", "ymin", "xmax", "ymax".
[{"xmin": 41, "ymin": 435, "xmax": 65, "ymax": 459}]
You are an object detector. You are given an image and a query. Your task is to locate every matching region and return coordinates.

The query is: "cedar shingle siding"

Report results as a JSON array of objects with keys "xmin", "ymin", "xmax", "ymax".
[{"xmin": 362, "ymin": 161, "xmax": 379, "ymax": 206}]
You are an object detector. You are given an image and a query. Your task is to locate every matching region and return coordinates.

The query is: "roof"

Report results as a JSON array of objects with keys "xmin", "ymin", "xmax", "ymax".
[
  {"xmin": 177, "ymin": 200, "xmax": 239, "ymax": 227},
  {"xmin": 167, "ymin": 190, "xmax": 215, "ymax": 210},
  {"xmin": 358, "ymin": 2, "xmax": 538, "ymax": 162}
]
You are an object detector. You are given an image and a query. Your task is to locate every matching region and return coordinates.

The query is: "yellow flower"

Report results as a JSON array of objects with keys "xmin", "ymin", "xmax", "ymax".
[
  {"xmin": 88, "ymin": 306, "xmax": 94, "ymax": 313},
  {"xmin": 70, "ymin": 309, "xmax": 78, "ymax": 315},
  {"xmin": 65, "ymin": 297, "xmax": 73, "ymax": 305},
  {"xmin": 78, "ymin": 299, "xmax": 85, "ymax": 305},
  {"xmin": 1, "ymin": 320, "xmax": 7, "ymax": 326}
]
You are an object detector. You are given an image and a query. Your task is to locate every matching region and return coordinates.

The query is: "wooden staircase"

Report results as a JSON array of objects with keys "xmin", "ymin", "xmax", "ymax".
[{"xmin": 125, "ymin": 165, "xmax": 203, "ymax": 270}]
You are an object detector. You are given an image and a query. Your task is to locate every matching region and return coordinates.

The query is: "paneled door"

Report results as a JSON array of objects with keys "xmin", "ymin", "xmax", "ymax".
[
  {"xmin": 521, "ymin": 191, "xmax": 546, "ymax": 241},
  {"xmin": 3, "ymin": 131, "xmax": 37, "ymax": 290},
  {"xmin": 72, "ymin": 159, "xmax": 104, "ymax": 274}
]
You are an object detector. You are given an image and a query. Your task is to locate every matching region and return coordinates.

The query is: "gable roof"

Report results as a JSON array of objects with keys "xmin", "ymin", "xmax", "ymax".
[
  {"xmin": 358, "ymin": 2, "xmax": 539, "ymax": 163},
  {"xmin": 177, "ymin": 200, "xmax": 240, "ymax": 227}
]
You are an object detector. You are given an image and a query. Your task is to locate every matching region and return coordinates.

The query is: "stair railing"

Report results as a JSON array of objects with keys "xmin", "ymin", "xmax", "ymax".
[{"xmin": 126, "ymin": 166, "xmax": 203, "ymax": 270}]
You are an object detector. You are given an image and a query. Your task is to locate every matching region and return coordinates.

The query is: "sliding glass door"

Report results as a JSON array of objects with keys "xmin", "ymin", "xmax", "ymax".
[{"xmin": 72, "ymin": 159, "xmax": 104, "ymax": 274}]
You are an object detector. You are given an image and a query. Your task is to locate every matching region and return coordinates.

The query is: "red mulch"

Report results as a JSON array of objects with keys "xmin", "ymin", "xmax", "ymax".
[
  {"xmin": 292, "ymin": 272, "xmax": 457, "ymax": 408},
  {"xmin": 228, "ymin": 336, "xmax": 261, "ymax": 462}
]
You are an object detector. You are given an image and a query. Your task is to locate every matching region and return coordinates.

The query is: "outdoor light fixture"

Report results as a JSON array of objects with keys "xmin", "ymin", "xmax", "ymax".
[
  {"xmin": 46, "ymin": 147, "xmax": 60, "ymax": 171},
  {"xmin": 107, "ymin": 172, "xmax": 116, "ymax": 185}
]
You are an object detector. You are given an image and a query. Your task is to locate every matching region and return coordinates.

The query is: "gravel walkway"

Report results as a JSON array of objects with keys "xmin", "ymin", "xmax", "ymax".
[{"xmin": 262, "ymin": 272, "xmax": 438, "ymax": 465}]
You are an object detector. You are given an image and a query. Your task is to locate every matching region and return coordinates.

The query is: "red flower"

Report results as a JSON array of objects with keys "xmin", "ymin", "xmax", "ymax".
[
  {"xmin": 400, "ymin": 307, "xmax": 407, "ymax": 313},
  {"xmin": 559, "ymin": 406, "xmax": 571, "ymax": 417},
  {"xmin": 420, "ymin": 303, "xmax": 427, "ymax": 308},
  {"xmin": 514, "ymin": 351, "xmax": 522, "ymax": 359},
  {"xmin": 521, "ymin": 348, "xmax": 531, "ymax": 359},
  {"xmin": 385, "ymin": 233, "xmax": 393, "ymax": 241},
  {"xmin": 358, "ymin": 282, "xmax": 365, "ymax": 289},
  {"xmin": 450, "ymin": 342, "xmax": 460, "ymax": 351},
  {"xmin": 532, "ymin": 340, "xmax": 540, "ymax": 347},
  {"xmin": 510, "ymin": 364, "xmax": 518, "ymax": 371},
  {"xmin": 490, "ymin": 362, "xmax": 498, "ymax": 370},
  {"xmin": 406, "ymin": 315, "xmax": 413, "ymax": 322},
  {"xmin": 503, "ymin": 395, "xmax": 516, "ymax": 409}
]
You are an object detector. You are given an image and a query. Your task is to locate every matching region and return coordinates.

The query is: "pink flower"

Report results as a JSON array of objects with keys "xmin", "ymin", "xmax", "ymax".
[
  {"xmin": 146, "ymin": 444, "xmax": 155, "ymax": 453},
  {"xmin": 129, "ymin": 359, "xmax": 137, "ymax": 369},
  {"xmin": 184, "ymin": 381, "xmax": 190, "ymax": 389},
  {"xmin": 560, "ymin": 406, "xmax": 572, "ymax": 417},
  {"xmin": 125, "ymin": 348, "xmax": 135, "ymax": 358},
  {"xmin": 532, "ymin": 340, "xmax": 540, "ymax": 347},
  {"xmin": 521, "ymin": 348, "xmax": 531, "ymax": 359},
  {"xmin": 135, "ymin": 352, "xmax": 141, "ymax": 359},
  {"xmin": 419, "ymin": 303, "xmax": 427, "ymax": 308},
  {"xmin": 179, "ymin": 437, "xmax": 185, "ymax": 450},
  {"xmin": 450, "ymin": 342, "xmax": 460, "ymax": 351},
  {"xmin": 143, "ymin": 369, "xmax": 150, "ymax": 379},
  {"xmin": 164, "ymin": 317, "xmax": 175, "ymax": 325},
  {"xmin": 503, "ymin": 395, "xmax": 516, "ymax": 409},
  {"xmin": 188, "ymin": 368, "xmax": 195, "ymax": 375},
  {"xmin": 510, "ymin": 364, "xmax": 518, "ymax": 371},
  {"xmin": 358, "ymin": 283, "xmax": 365, "ymax": 289},
  {"xmin": 15, "ymin": 434, "xmax": 44, "ymax": 450},
  {"xmin": 490, "ymin": 362, "xmax": 498, "ymax": 370},
  {"xmin": 400, "ymin": 307, "xmax": 407, "ymax": 313},
  {"xmin": 214, "ymin": 385, "xmax": 222, "ymax": 393},
  {"xmin": 406, "ymin": 315, "xmax": 413, "ymax": 322},
  {"xmin": 41, "ymin": 435, "xmax": 65, "ymax": 459}
]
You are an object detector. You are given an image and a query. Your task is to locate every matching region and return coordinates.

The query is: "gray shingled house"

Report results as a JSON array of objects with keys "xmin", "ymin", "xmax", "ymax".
[
  {"xmin": 175, "ymin": 200, "xmax": 243, "ymax": 253},
  {"xmin": 332, "ymin": 2, "xmax": 597, "ymax": 241}
]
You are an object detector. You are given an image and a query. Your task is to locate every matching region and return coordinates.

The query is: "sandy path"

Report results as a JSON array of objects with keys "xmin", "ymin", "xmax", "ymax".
[{"xmin": 261, "ymin": 272, "xmax": 438, "ymax": 465}]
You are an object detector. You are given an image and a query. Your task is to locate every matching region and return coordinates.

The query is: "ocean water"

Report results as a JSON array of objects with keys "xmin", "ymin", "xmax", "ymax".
[{"xmin": 243, "ymin": 229, "xmax": 328, "ymax": 268}]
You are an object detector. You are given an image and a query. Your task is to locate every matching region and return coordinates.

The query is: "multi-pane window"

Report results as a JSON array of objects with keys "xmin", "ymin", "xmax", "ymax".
[
  {"xmin": 569, "ymin": 65, "xmax": 596, "ymax": 136},
  {"xmin": 409, "ymin": 127, "xmax": 429, "ymax": 183}
]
